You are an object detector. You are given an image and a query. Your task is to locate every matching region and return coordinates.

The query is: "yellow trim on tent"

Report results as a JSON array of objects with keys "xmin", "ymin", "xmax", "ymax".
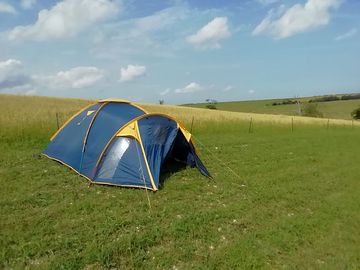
[
  {"xmin": 95, "ymin": 119, "xmax": 158, "ymax": 191},
  {"xmin": 50, "ymin": 101, "xmax": 149, "ymax": 142},
  {"xmin": 95, "ymin": 119, "xmax": 145, "ymax": 170},
  {"xmin": 118, "ymin": 113, "xmax": 196, "ymax": 149},
  {"xmin": 95, "ymin": 134, "xmax": 157, "ymax": 191},
  {"xmin": 94, "ymin": 113, "xmax": 199, "ymax": 191},
  {"xmin": 116, "ymin": 121, "xmax": 140, "ymax": 140},
  {"xmin": 46, "ymin": 103, "xmax": 199, "ymax": 192},
  {"xmin": 42, "ymin": 153, "xmax": 94, "ymax": 183},
  {"xmin": 114, "ymin": 121, "xmax": 157, "ymax": 191},
  {"xmin": 93, "ymin": 181, "xmax": 155, "ymax": 191},
  {"xmin": 50, "ymin": 102, "xmax": 97, "ymax": 141},
  {"xmin": 95, "ymin": 113, "xmax": 199, "ymax": 171},
  {"xmin": 51, "ymin": 110, "xmax": 196, "ymax": 191},
  {"xmin": 177, "ymin": 123, "xmax": 192, "ymax": 142},
  {"xmin": 95, "ymin": 114, "xmax": 160, "ymax": 171},
  {"xmin": 42, "ymin": 153, "xmax": 156, "ymax": 191},
  {"xmin": 86, "ymin": 110, "xmax": 95, "ymax": 116},
  {"xmin": 113, "ymin": 113, "xmax": 192, "ymax": 136},
  {"xmin": 98, "ymin": 98, "xmax": 148, "ymax": 114},
  {"xmin": 98, "ymin": 98, "xmax": 130, "ymax": 103}
]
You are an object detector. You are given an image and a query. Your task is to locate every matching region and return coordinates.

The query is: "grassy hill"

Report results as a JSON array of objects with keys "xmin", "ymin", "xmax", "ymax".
[
  {"xmin": 1, "ymin": 94, "xmax": 360, "ymax": 269},
  {"xmin": 185, "ymin": 94, "xmax": 360, "ymax": 120}
]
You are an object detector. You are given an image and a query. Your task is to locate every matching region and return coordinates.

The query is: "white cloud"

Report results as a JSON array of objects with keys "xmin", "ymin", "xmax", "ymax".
[
  {"xmin": 37, "ymin": 66, "xmax": 104, "ymax": 89},
  {"xmin": 90, "ymin": 4, "xmax": 191, "ymax": 60},
  {"xmin": 175, "ymin": 82, "xmax": 204, "ymax": 94},
  {"xmin": 8, "ymin": 0, "xmax": 119, "ymax": 41},
  {"xmin": 335, "ymin": 28, "xmax": 357, "ymax": 41},
  {"xmin": 90, "ymin": 4, "xmax": 224, "ymax": 60},
  {"xmin": 186, "ymin": 17, "xmax": 231, "ymax": 49},
  {"xmin": 21, "ymin": 0, "xmax": 37, "ymax": 10},
  {"xmin": 120, "ymin": 65, "xmax": 146, "ymax": 82},
  {"xmin": 248, "ymin": 89, "xmax": 255, "ymax": 94},
  {"xmin": 160, "ymin": 88, "xmax": 170, "ymax": 96},
  {"xmin": 0, "ymin": 60, "xmax": 103, "ymax": 92},
  {"xmin": 133, "ymin": 6, "xmax": 188, "ymax": 34},
  {"xmin": 223, "ymin": 85, "xmax": 234, "ymax": 92},
  {"xmin": 0, "ymin": 2, "xmax": 16, "ymax": 14},
  {"xmin": 0, "ymin": 59, "xmax": 32, "ymax": 90},
  {"xmin": 253, "ymin": 0, "xmax": 342, "ymax": 39},
  {"xmin": 0, "ymin": 59, "xmax": 22, "ymax": 78}
]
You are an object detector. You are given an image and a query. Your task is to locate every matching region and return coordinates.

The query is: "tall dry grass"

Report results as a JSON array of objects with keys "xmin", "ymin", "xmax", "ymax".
[
  {"xmin": 0, "ymin": 95, "xmax": 90, "ymax": 127},
  {"xmin": 0, "ymin": 94, "xmax": 358, "ymax": 135}
]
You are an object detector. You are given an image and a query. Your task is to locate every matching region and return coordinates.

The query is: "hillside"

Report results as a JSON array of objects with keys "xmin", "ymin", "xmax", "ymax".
[{"xmin": 185, "ymin": 94, "xmax": 360, "ymax": 120}]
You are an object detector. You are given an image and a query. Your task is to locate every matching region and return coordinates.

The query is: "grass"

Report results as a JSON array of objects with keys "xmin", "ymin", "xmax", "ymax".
[
  {"xmin": 185, "ymin": 96, "xmax": 360, "ymax": 120},
  {"xmin": 1, "ymin": 94, "xmax": 360, "ymax": 269}
]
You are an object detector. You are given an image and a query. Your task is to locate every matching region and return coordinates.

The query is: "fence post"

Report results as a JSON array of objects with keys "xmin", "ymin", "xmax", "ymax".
[
  {"xmin": 190, "ymin": 116, "xmax": 195, "ymax": 133},
  {"xmin": 56, "ymin": 112, "xmax": 60, "ymax": 130},
  {"xmin": 291, "ymin": 117, "xmax": 294, "ymax": 133},
  {"xmin": 21, "ymin": 122, "xmax": 25, "ymax": 141},
  {"xmin": 327, "ymin": 119, "xmax": 330, "ymax": 130},
  {"xmin": 248, "ymin": 117, "xmax": 253, "ymax": 133}
]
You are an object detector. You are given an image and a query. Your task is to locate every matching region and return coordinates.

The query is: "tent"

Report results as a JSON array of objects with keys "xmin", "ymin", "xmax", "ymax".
[{"xmin": 43, "ymin": 99, "xmax": 210, "ymax": 191}]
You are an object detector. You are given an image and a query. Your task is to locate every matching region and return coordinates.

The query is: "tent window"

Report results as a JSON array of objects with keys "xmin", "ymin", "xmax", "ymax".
[
  {"xmin": 95, "ymin": 136, "xmax": 153, "ymax": 188},
  {"xmin": 96, "ymin": 137, "xmax": 131, "ymax": 179}
]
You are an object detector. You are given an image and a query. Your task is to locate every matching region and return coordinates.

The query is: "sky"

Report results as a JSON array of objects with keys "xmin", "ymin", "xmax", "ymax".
[{"xmin": 0, "ymin": 0, "xmax": 359, "ymax": 104}]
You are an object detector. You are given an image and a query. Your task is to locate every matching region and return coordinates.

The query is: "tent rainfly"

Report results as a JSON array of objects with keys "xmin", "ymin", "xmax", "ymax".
[{"xmin": 43, "ymin": 99, "xmax": 210, "ymax": 191}]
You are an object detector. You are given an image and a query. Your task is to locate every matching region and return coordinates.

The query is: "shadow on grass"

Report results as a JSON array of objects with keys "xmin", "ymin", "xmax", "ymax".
[{"xmin": 159, "ymin": 158, "xmax": 188, "ymax": 189}]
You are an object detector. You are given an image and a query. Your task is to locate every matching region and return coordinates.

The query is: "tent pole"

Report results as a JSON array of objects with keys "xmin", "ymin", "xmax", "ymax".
[
  {"xmin": 56, "ymin": 112, "xmax": 60, "ymax": 129},
  {"xmin": 135, "ymin": 141, "xmax": 152, "ymax": 210}
]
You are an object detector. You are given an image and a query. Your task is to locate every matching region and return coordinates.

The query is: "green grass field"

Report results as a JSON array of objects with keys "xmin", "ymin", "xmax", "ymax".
[
  {"xmin": 186, "ymin": 96, "xmax": 360, "ymax": 120},
  {"xmin": 1, "ymin": 95, "xmax": 360, "ymax": 269}
]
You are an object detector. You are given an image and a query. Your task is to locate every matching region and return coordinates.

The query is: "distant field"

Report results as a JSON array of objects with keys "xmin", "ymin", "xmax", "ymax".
[
  {"xmin": 185, "ymin": 96, "xmax": 360, "ymax": 120},
  {"xmin": 1, "ymin": 94, "xmax": 360, "ymax": 269}
]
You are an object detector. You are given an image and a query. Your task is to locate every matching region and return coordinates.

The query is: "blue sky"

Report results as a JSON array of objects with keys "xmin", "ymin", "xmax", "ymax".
[{"xmin": 0, "ymin": 0, "xmax": 359, "ymax": 104}]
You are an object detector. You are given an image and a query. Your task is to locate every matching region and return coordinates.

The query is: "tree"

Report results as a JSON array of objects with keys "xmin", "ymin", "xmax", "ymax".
[
  {"xmin": 205, "ymin": 99, "xmax": 217, "ymax": 110},
  {"xmin": 351, "ymin": 106, "xmax": 360, "ymax": 119},
  {"xmin": 301, "ymin": 103, "xmax": 323, "ymax": 118},
  {"xmin": 159, "ymin": 99, "xmax": 164, "ymax": 105},
  {"xmin": 206, "ymin": 104, "xmax": 217, "ymax": 109}
]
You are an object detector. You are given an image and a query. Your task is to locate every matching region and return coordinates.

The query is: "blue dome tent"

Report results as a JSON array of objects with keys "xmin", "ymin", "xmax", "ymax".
[{"xmin": 43, "ymin": 99, "xmax": 210, "ymax": 191}]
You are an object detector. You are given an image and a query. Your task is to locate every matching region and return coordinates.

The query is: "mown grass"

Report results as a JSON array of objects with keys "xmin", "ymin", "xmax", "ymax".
[
  {"xmin": 1, "ymin": 94, "xmax": 360, "ymax": 269},
  {"xmin": 186, "ymin": 97, "xmax": 360, "ymax": 120}
]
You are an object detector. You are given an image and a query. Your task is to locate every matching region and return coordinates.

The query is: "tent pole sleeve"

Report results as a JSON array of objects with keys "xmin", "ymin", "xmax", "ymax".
[{"xmin": 79, "ymin": 102, "xmax": 108, "ymax": 171}]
